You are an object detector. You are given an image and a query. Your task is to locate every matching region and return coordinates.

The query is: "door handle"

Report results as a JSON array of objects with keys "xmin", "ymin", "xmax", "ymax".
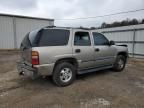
[
  {"xmin": 75, "ymin": 49, "xmax": 81, "ymax": 53},
  {"xmin": 95, "ymin": 48, "xmax": 100, "ymax": 52}
]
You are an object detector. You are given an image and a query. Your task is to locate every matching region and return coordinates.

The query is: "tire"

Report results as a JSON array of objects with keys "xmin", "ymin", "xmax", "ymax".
[
  {"xmin": 52, "ymin": 62, "xmax": 76, "ymax": 87},
  {"xmin": 113, "ymin": 55, "xmax": 126, "ymax": 72}
]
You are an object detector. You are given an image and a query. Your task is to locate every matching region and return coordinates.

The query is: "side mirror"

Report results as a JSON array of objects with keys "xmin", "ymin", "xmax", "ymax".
[{"xmin": 109, "ymin": 40, "xmax": 115, "ymax": 45}]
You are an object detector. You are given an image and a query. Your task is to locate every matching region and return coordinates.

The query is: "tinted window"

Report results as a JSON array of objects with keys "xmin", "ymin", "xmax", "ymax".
[
  {"xmin": 93, "ymin": 32, "xmax": 109, "ymax": 45},
  {"xmin": 29, "ymin": 29, "xmax": 40, "ymax": 46},
  {"xmin": 38, "ymin": 29, "xmax": 70, "ymax": 46},
  {"xmin": 20, "ymin": 33, "xmax": 31, "ymax": 49},
  {"xmin": 74, "ymin": 32, "xmax": 91, "ymax": 46}
]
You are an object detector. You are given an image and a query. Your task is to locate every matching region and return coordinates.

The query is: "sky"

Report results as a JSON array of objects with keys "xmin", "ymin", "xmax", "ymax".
[{"xmin": 0, "ymin": 0, "xmax": 144, "ymax": 27}]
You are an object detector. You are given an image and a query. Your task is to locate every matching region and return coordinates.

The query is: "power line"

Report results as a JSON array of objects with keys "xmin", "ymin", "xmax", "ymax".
[{"xmin": 55, "ymin": 8, "xmax": 144, "ymax": 20}]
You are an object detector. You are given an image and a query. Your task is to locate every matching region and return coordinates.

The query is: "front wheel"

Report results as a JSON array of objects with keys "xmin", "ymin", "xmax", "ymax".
[
  {"xmin": 52, "ymin": 62, "xmax": 76, "ymax": 87},
  {"xmin": 113, "ymin": 55, "xmax": 126, "ymax": 72}
]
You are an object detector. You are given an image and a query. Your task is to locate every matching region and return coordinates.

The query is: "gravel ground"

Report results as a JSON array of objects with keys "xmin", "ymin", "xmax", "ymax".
[{"xmin": 0, "ymin": 51, "xmax": 144, "ymax": 108}]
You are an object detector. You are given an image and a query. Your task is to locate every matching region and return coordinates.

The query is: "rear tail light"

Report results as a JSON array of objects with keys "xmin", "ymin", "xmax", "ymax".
[{"xmin": 31, "ymin": 51, "xmax": 39, "ymax": 65}]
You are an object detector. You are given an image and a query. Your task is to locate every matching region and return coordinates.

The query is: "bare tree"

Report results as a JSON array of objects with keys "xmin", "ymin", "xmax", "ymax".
[
  {"xmin": 129, "ymin": 19, "xmax": 139, "ymax": 25},
  {"xmin": 142, "ymin": 19, "xmax": 144, "ymax": 24},
  {"xmin": 101, "ymin": 22, "xmax": 107, "ymax": 28},
  {"xmin": 100, "ymin": 18, "xmax": 142, "ymax": 28}
]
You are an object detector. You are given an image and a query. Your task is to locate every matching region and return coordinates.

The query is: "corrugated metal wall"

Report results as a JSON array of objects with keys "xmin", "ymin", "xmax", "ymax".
[
  {"xmin": 134, "ymin": 30, "xmax": 144, "ymax": 57},
  {"xmin": 0, "ymin": 15, "xmax": 54, "ymax": 49},
  {"xmin": 15, "ymin": 18, "xmax": 53, "ymax": 48},
  {"xmin": 96, "ymin": 24, "xmax": 144, "ymax": 58},
  {"xmin": 0, "ymin": 16, "xmax": 14, "ymax": 49}
]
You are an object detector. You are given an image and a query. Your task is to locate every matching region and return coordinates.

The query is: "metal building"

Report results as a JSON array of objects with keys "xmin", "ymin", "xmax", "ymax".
[
  {"xmin": 0, "ymin": 13, "xmax": 54, "ymax": 49},
  {"xmin": 96, "ymin": 24, "xmax": 144, "ymax": 58}
]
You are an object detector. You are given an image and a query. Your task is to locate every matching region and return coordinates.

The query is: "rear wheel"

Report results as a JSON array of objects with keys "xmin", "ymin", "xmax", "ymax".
[
  {"xmin": 113, "ymin": 55, "xmax": 126, "ymax": 72},
  {"xmin": 53, "ymin": 62, "xmax": 76, "ymax": 87}
]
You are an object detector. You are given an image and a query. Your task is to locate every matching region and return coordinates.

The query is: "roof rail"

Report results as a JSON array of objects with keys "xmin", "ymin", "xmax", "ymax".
[
  {"xmin": 45, "ymin": 26, "xmax": 56, "ymax": 28},
  {"xmin": 77, "ymin": 26, "xmax": 91, "ymax": 30},
  {"xmin": 43, "ymin": 26, "xmax": 98, "ymax": 30},
  {"xmin": 44, "ymin": 26, "xmax": 72, "ymax": 29},
  {"xmin": 76, "ymin": 26, "xmax": 97, "ymax": 30}
]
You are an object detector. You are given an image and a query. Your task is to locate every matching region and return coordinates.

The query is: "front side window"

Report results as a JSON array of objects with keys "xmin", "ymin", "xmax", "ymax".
[
  {"xmin": 93, "ymin": 32, "xmax": 109, "ymax": 46},
  {"xmin": 74, "ymin": 32, "xmax": 91, "ymax": 46},
  {"xmin": 38, "ymin": 29, "xmax": 70, "ymax": 46}
]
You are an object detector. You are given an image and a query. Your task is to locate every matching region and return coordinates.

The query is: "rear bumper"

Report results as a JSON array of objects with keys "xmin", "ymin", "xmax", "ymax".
[
  {"xmin": 17, "ymin": 62, "xmax": 39, "ymax": 79},
  {"xmin": 17, "ymin": 61, "xmax": 54, "ymax": 79},
  {"xmin": 34, "ymin": 63, "xmax": 54, "ymax": 76}
]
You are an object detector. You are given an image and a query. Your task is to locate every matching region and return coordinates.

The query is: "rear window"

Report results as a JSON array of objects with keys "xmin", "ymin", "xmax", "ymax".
[
  {"xmin": 20, "ymin": 33, "xmax": 31, "ymax": 49},
  {"xmin": 38, "ymin": 29, "xmax": 70, "ymax": 46},
  {"xmin": 29, "ymin": 29, "xmax": 39, "ymax": 45}
]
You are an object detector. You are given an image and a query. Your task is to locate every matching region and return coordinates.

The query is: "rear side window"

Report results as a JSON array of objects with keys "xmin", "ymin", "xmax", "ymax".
[{"xmin": 38, "ymin": 29, "xmax": 70, "ymax": 46}]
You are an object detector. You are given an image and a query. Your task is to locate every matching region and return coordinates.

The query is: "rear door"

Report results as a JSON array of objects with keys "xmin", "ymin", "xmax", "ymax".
[
  {"xmin": 92, "ymin": 32, "xmax": 116, "ymax": 66},
  {"xmin": 20, "ymin": 33, "xmax": 32, "ymax": 63},
  {"xmin": 72, "ymin": 30, "xmax": 95, "ymax": 70}
]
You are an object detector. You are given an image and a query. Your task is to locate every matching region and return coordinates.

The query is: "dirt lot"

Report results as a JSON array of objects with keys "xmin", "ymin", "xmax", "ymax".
[{"xmin": 0, "ymin": 51, "xmax": 144, "ymax": 108}]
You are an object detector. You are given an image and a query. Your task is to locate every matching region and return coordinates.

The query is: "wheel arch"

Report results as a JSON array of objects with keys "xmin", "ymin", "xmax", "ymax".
[
  {"xmin": 53, "ymin": 57, "xmax": 78, "ymax": 72},
  {"xmin": 117, "ymin": 51, "xmax": 128, "ymax": 62},
  {"xmin": 117, "ymin": 51, "xmax": 128, "ymax": 57}
]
